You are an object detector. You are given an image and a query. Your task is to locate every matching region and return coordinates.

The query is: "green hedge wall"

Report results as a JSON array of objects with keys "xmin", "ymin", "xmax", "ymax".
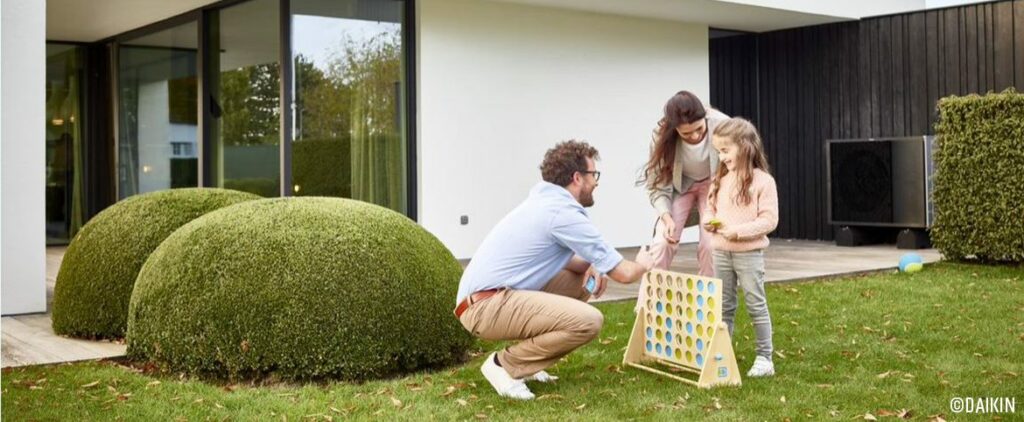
[
  {"xmin": 932, "ymin": 88, "xmax": 1024, "ymax": 263},
  {"xmin": 126, "ymin": 197, "xmax": 472, "ymax": 381},
  {"xmin": 293, "ymin": 137, "xmax": 351, "ymax": 197},
  {"xmin": 223, "ymin": 178, "xmax": 278, "ymax": 198},
  {"xmin": 52, "ymin": 188, "xmax": 260, "ymax": 338}
]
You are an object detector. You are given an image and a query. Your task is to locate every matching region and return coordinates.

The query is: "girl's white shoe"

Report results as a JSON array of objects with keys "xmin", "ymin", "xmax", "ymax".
[{"xmin": 747, "ymin": 355, "xmax": 775, "ymax": 377}]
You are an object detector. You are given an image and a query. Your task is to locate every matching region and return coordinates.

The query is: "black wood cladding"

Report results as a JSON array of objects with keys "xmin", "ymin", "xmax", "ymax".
[{"xmin": 710, "ymin": 0, "xmax": 1024, "ymax": 240}]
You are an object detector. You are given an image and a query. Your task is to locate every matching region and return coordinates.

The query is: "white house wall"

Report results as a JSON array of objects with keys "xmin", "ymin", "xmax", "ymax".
[
  {"xmin": 418, "ymin": 0, "xmax": 709, "ymax": 259},
  {"xmin": 2, "ymin": 0, "xmax": 47, "ymax": 315}
]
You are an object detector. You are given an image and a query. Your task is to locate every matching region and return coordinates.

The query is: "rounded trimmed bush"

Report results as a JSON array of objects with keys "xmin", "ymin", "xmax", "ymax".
[
  {"xmin": 126, "ymin": 197, "xmax": 472, "ymax": 381},
  {"xmin": 52, "ymin": 188, "xmax": 261, "ymax": 339}
]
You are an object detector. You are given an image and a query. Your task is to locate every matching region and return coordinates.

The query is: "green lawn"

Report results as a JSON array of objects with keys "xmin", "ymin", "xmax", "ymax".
[{"xmin": 3, "ymin": 262, "xmax": 1022, "ymax": 421}]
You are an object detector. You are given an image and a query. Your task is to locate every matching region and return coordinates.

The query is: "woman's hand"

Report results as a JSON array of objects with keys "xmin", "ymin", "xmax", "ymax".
[{"xmin": 660, "ymin": 213, "xmax": 678, "ymax": 244}]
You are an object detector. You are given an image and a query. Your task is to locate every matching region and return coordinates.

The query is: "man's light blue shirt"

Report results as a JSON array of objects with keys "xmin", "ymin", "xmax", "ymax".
[{"xmin": 456, "ymin": 182, "xmax": 624, "ymax": 304}]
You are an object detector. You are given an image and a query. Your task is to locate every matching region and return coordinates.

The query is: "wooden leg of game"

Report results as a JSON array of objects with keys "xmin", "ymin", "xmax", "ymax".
[
  {"xmin": 697, "ymin": 322, "xmax": 742, "ymax": 388},
  {"xmin": 623, "ymin": 307, "xmax": 647, "ymax": 366}
]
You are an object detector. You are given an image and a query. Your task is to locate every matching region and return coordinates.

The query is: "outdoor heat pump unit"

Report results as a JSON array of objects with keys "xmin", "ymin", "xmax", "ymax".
[{"xmin": 825, "ymin": 136, "xmax": 937, "ymax": 248}]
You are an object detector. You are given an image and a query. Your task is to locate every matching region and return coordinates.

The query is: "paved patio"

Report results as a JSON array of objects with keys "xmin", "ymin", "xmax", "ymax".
[{"xmin": 2, "ymin": 241, "xmax": 942, "ymax": 368}]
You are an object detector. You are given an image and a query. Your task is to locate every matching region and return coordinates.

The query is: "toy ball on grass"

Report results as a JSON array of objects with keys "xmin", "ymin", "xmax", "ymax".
[{"xmin": 898, "ymin": 253, "xmax": 924, "ymax": 273}]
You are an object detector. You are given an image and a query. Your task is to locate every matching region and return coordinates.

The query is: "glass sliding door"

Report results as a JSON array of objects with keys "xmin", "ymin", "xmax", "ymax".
[
  {"xmin": 290, "ymin": 0, "xmax": 408, "ymax": 213},
  {"xmin": 46, "ymin": 44, "xmax": 86, "ymax": 244},
  {"xmin": 117, "ymin": 21, "xmax": 200, "ymax": 199},
  {"xmin": 207, "ymin": 0, "xmax": 281, "ymax": 197}
]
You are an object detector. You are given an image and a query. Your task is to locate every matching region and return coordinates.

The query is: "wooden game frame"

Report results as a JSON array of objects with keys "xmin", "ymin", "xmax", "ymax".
[{"xmin": 623, "ymin": 269, "xmax": 742, "ymax": 388}]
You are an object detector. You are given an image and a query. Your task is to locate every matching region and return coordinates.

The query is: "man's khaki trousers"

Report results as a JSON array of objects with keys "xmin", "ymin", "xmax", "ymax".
[{"xmin": 457, "ymin": 270, "xmax": 604, "ymax": 379}]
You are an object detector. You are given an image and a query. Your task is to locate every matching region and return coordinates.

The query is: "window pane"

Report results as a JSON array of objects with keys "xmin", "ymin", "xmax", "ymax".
[
  {"xmin": 291, "ymin": 0, "xmax": 406, "ymax": 213},
  {"xmin": 117, "ymin": 21, "xmax": 199, "ymax": 199},
  {"xmin": 46, "ymin": 44, "xmax": 86, "ymax": 243},
  {"xmin": 209, "ymin": 0, "xmax": 281, "ymax": 197}
]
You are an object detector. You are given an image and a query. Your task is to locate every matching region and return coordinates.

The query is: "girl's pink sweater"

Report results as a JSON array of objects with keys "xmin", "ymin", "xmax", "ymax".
[{"xmin": 703, "ymin": 168, "xmax": 779, "ymax": 252}]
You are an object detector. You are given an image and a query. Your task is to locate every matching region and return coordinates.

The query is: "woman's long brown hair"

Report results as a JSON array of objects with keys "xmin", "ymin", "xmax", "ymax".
[
  {"xmin": 708, "ymin": 118, "xmax": 771, "ymax": 207},
  {"xmin": 638, "ymin": 91, "xmax": 706, "ymax": 188}
]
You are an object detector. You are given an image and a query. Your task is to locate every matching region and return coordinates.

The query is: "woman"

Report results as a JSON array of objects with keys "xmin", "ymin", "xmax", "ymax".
[{"xmin": 637, "ymin": 90, "xmax": 729, "ymax": 276}]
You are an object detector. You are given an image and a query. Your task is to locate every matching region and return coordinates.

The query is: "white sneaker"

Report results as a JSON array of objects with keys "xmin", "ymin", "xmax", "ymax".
[
  {"xmin": 525, "ymin": 370, "xmax": 559, "ymax": 383},
  {"xmin": 481, "ymin": 353, "xmax": 535, "ymax": 400},
  {"xmin": 747, "ymin": 355, "xmax": 775, "ymax": 377}
]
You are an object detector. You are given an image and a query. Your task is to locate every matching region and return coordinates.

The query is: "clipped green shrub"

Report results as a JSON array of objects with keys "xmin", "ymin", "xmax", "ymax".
[
  {"xmin": 932, "ymin": 88, "xmax": 1024, "ymax": 262},
  {"xmin": 52, "ymin": 188, "xmax": 260, "ymax": 339},
  {"xmin": 293, "ymin": 137, "xmax": 351, "ymax": 197},
  {"xmin": 126, "ymin": 197, "xmax": 472, "ymax": 381}
]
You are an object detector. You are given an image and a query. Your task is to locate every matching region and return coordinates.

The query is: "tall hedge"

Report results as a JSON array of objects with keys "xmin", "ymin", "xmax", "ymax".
[
  {"xmin": 52, "ymin": 188, "xmax": 260, "ymax": 339},
  {"xmin": 126, "ymin": 197, "xmax": 472, "ymax": 381},
  {"xmin": 293, "ymin": 137, "xmax": 351, "ymax": 197},
  {"xmin": 932, "ymin": 88, "xmax": 1024, "ymax": 262}
]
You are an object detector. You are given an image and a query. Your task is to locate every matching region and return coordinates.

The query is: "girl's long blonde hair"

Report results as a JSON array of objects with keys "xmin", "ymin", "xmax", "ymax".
[{"xmin": 708, "ymin": 118, "xmax": 771, "ymax": 207}]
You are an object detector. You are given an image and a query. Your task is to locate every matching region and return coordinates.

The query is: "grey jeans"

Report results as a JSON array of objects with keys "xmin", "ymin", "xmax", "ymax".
[{"xmin": 712, "ymin": 249, "xmax": 774, "ymax": 359}]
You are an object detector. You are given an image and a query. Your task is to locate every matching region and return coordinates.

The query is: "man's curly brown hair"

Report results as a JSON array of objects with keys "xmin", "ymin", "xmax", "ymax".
[{"xmin": 539, "ymin": 140, "xmax": 600, "ymax": 187}]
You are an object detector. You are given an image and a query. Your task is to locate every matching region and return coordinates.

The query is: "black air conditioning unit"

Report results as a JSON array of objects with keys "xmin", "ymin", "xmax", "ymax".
[{"xmin": 826, "ymin": 136, "xmax": 936, "ymax": 247}]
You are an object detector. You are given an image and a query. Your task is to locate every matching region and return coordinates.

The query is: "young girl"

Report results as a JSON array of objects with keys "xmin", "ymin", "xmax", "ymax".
[{"xmin": 702, "ymin": 117, "xmax": 779, "ymax": 377}]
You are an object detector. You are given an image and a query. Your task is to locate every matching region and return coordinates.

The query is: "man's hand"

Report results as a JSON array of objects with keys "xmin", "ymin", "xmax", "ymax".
[
  {"xmin": 660, "ymin": 213, "xmax": 678, "ymax": 244},
  {"xmin": 584, "ymin": 266, "xmax": 608, "ymax": 299}
]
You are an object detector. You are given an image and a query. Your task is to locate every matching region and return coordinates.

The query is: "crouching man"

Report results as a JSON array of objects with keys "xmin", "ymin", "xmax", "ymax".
[{"xmin": 454, "ymin": 140, "xmax": 650, "ymax": 400}]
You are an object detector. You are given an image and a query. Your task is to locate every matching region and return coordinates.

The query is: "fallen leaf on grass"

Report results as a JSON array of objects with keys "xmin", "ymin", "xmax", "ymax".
[
  {"xmin": 81, "ymin": 381, "xmax": 100, "ymax": 388},
  {"xmin": 456, "ymin": 399, "xmax": 468, "ymax": 406},
  {"xmin": 575, "ymin": 403, "xmax": 587, "ymax": 410},
  {"xmin": 390, "ymin": 396, "xmax": 402, "ymax": 407},
  {"xmin": 474, "ymin": 414, "xmax": 487, "ymax": 419},
  {"xmin": 780, "ymin": 396, "xmax": 787, "ymax": 403},
  {"xmin": 441, "ymin": 386, "xmax": 457, "ymax": 397},
  {"xmin": 863, "ymin": 413, "xmax": 878, "ymax": 421}
]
